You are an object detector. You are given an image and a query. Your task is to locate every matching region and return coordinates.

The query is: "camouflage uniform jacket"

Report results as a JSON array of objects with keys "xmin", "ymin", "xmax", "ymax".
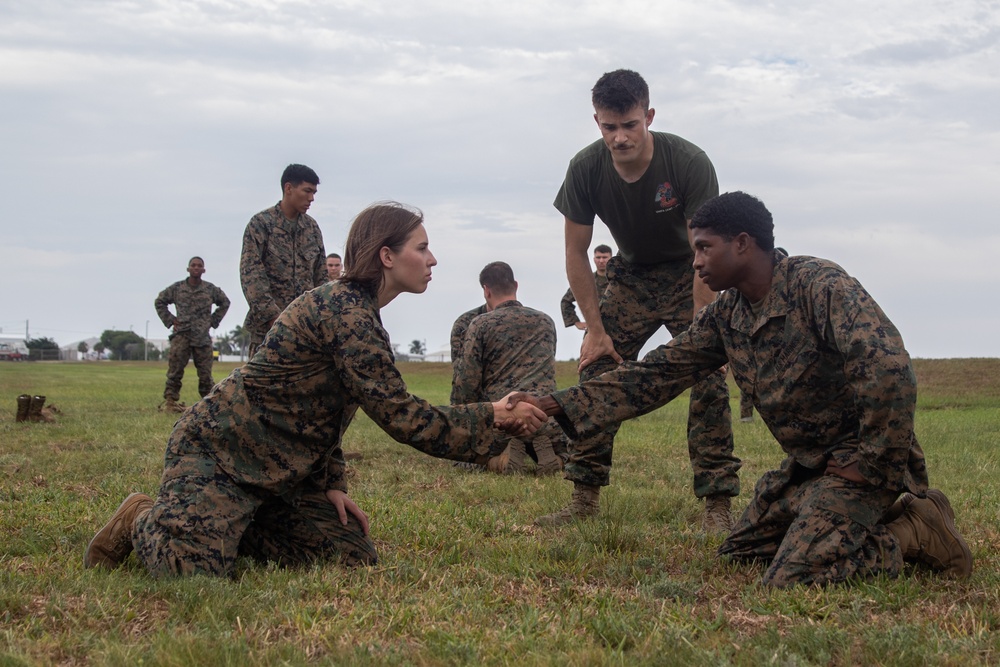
[
  {"xmin": 560, "ymin": 271, "xmax": 609, "ymax": 327},
  {"xmin": 154, "ymin": 279, "xmax": 231, "ymax": 347},
  {"xmin": 450, "ymin": 304, "xmax": 488, "ymax": 362},
  {"xmin": 240, "ymin": 204, "xmax": 327, "ymax": 337},
  {"xmin": 553, "ymin": 254, "xmax": 928, "ymax": 494},
  {"xmin": 172, "ymin": 281, "xmax": 498, "ymax": 498},
  {"xmin": 451, "ymin": 300, "xmax": 558, "ymax": 405}
]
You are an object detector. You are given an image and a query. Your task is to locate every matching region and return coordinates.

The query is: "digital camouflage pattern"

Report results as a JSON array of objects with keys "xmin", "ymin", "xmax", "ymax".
[
  {"xmin": 133, "ymin": 281, "xmax": 503, "ymax": 577},
  {"xmin": 718, "ymin": 459, "xmax": 902, "ymax": 587},
  {"xmin": 155, "ymin": 278, "xmax": 230, "ymax": 400},
  {"xmin": 163, "ymin": 338, "xmax": 215, "ymax": 400},
  {"xmin": 452, "ymin": 300, "xmax": 559, "ymax": 404},
  {"xmin": 739, "ymin": 389, "xmax": 754, "ymax": 421},
  {"xmin": 560, "ymin": 271, "xmax": 609, "ymax": 328},
  {"xmin": 450, "ymin": 304, "xmax": 488, "ymax": 362},
  {"xmin": 154, "ymin": 279, "xmax": 231, "ymax": 347},
  {"xmin": 551, "ymin": 253, "xmax": 928, "ymax": 586},
  {"xmin": 451, "ymin": 300, "xmax": 567, "ymax": 458},
  {"xmin": 566, "ymin": 255, "xmax": 738, "ymax": 498},
  {"xmin": 240, "ymin": 204, "xmax": 327, "ymax": 348}
]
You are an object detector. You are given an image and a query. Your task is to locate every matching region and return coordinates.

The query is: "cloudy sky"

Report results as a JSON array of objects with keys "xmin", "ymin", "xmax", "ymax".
[{"xmin": 2, "ymin": 0, "xmax": 998, "ymax": 361}]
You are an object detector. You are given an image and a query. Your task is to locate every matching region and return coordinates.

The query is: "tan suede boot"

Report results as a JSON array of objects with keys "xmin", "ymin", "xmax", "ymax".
[
  {"xmin": 27, "ymin": 395, "xmax": 46, "ymax": 422},
  {"xmin": 83, "ymin": 493, "xmax": 154, "ymax": 569},
  {"xmin": 881, "ymin": 493, "xmax": 916, "ymax": 525},
  {"xmin": 15, "ymin": 394, "xmax": 31, "ymax": 423},
  {"xmin": 887, "ymin": 489, "xmax": 972, "ymax": 578},
  {"xmin": 487, "ymin": 439, "xmax": 527, "ymax": 474},
  {"xmin": 534, "ymin": 482, "xmax": 600, "ymax": 527},
  {"xmin": 533, "ymin": 438, "xmax": 564, "ymax": 477},
  {"xmin": 159, "ymin": 399, "xmax": 186, "ymax": 414},
  {"xmin": 39, "ymin": 404, "xmax": 60, "ymax": 423},
  {"xmin": 702, "ymin": 495, "xmax": 734, "ymax": 535}
]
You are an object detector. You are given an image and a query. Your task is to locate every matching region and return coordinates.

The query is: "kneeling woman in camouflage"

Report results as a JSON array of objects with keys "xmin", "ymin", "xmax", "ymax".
[{"xmin": 84, "ymin": 202, "xmax": 546, "ymax": 577}]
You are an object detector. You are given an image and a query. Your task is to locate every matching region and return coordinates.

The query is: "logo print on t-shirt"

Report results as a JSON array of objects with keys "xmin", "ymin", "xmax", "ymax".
[{"xmin": 655, "ymin": 182, "xmax": 679, "ymax": 210}]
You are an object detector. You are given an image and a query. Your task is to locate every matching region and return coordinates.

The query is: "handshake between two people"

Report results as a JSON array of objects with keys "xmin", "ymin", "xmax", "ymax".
[{"xmin": 490, "ymin": 392, "xmax": 563, "ymax": 436}]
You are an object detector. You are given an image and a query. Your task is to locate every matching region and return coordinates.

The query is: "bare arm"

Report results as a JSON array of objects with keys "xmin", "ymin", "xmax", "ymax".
[{"xmin": 566, "ymin": 218, "xmax": 622, "ymax": 371}]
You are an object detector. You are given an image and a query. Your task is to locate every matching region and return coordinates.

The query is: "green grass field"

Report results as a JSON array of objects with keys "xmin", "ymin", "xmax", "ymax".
[{"xmin": 2, "ymin": 359, "xmax": 999, "ymax": 666}]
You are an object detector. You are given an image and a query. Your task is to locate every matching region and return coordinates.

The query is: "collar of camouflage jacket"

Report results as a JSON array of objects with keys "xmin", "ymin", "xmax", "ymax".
[{"xmin": 729, "ymin": 254, "xmax": 792, "ymax": 336}]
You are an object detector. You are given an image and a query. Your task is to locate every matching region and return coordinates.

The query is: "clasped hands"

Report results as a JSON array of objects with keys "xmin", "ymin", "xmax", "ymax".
[{"xmin": 492, "ymin": 392, "xmax": 549, "ymax": 436}]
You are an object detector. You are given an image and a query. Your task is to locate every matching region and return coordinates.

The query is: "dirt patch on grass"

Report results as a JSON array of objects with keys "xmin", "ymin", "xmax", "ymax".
[{"xmin": 913, "ymin": 358, "xmax": 1000, "ymax": 398}]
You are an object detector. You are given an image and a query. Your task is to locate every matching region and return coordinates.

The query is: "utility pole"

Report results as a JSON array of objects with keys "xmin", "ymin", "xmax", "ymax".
[{"xmin": 145, "ymin": 321, "xmax": 149, "ymax": 361}]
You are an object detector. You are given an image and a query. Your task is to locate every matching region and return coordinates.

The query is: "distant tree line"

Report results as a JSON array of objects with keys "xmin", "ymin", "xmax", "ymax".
[
  {"xmin": 99, "ymin": 330, "xmax": 161, "ymax": 361},
  {"xmin": 80, "ymin": 325, "xmax": 263, "ymax": 362}
]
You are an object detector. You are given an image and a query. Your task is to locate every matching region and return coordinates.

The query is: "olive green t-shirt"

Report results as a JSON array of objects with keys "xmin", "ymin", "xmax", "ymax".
[{"xmin": 553, "ymin": 132, "xmax": 719, "ymax": 264}]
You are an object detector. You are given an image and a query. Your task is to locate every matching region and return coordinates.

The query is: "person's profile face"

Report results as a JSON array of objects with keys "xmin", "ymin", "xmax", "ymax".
[
  {"xmin": 384, "ymin": 224, "xmax": 437, "ymax": 295},
  {"xmin": 691, "ymin": 228, "xmax": 739, "ymax": 292},
  {"xmin": 283, "ymin": 181, "xmax": 317, "ymax": 216}
]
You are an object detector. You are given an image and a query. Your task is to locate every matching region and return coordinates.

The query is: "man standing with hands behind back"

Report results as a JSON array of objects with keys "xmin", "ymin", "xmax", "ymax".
[
  {"xmin": 541, "ymin": 69, "xmax": 740, "ymax": 531},
  {"xmin": 241, "ymin": 164, "xmax": 327, "ymax": 358}
]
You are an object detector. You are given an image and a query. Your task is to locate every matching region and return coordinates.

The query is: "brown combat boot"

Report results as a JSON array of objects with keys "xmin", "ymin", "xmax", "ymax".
[
  {"xmin": 83, "ymin": 493, "xmax": 154, "ymax": 569},
  {"xmin": 487, "ymin": 439, "xmax": 527, "ymax": 474},
  {"xmin": 887, "ymin": 489, "xmax": 972, "ymax": 578},
  {"xmin": 15, "ymin": 394, "xmax": 31, "ymax": 422},
  {"xmin": 533, "ymin": 438, "xmax": 564, "ymax": 477},
  {"xmin": 881, "ymin": 493, "xmax": 916, "ymax": 525},
  {"xmin": 39, "ymin": 404, "xmax": 60, "ymax": 423},
  {"xmin": 534, "ymin": 482, "xmax": 600, "ymax": 527},
  {"xmin": 159, "ymin": 399, "xmax": 186, "ymax": 414},
  {"xmin": 702, "ymin": 495, "xmax": 734, "ymax": 535},
  {"xmin": 27, "ymin": 395, "xmax": 46, "ymax": 422}
]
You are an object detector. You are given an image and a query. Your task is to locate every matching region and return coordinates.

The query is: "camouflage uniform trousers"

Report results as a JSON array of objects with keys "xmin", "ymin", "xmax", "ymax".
[
  {"xmin": 132, "ymin": 436, "xmax": 377, "ymax": 578},
  {"xmin": 568, "ymin": 256, "xmax": 740, "ymax": 498},
  {"xmin": 164, "ymin": 336, "xmax": 215, "ymax": 400},
  {"xmin": 718, "ymin": 458, "xmax": 902, "ymax": 587},
  {"xmin": 739, "ymin": 390, "xmax": 754, "ymax": 420}
]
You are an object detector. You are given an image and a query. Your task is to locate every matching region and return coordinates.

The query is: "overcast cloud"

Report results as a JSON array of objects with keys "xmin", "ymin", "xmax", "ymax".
[{"xmin": 2, "ymin": 0, "xmax": 998, "ymax": 360}]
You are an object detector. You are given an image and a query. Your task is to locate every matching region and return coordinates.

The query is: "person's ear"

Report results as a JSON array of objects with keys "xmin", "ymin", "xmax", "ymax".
[
  {"xmin": 735, "ymin": 232, "xmax": 752, "ymax": 253},
  {"xmin": 380, "ymin": 246, "xmax": 393, "ymax": 268}
]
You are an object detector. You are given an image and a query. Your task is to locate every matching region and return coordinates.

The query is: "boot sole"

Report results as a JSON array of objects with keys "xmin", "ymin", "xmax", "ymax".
[
  {"xmin": 83, "ymin": 493, "xmax": 149, "ymax": 569},
  {"xmin": 924, "ymin": 489, "xmax": 973, "ymax": 578}
]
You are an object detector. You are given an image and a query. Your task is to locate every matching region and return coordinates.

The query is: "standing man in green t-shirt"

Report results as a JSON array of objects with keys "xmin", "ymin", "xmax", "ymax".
[{"xmin": 539, "ymin": 69, "xmax": 740, "ymax": 531}]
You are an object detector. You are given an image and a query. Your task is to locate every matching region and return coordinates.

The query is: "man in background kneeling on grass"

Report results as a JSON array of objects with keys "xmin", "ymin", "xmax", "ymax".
[{"xmin": 509, "ymin": 191, "xmax": 972, "ymax": 587}]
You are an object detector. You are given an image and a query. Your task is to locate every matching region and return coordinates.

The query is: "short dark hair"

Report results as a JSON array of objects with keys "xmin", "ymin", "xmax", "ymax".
[
  {"xmin": 326, "ymin": 253, "xmax": 341, "ymax": 260},
  {"xmin": 593, "ymin": 244, "xmax": 613, "ymax": 255},
  {"xmin": 689, "ymin": 192, "xmax": 775, "ymax": 251},
  {"xmin": 188, "ymin": 256, "xmax": 204, "ymax": 265},
  {"xmin": 592, "ymin": 69, "xmax": 649, "ymax": 114},
  {"xmin": 342, "ymin": 202, "xmax": 424, "ymax": 293},
  {"xmin": 281, "ymin": 164, "xmax": 320, "ymax": 189},
  {"xmin": 479, "ymin": 261, "xmax": 516, "ymax": 294}
]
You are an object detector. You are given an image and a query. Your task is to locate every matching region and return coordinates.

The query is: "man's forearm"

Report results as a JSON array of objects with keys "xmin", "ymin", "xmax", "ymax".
[
  {"xmin": 538, "ymin": 394, "xmax": 563, "ymax": 417},
  {"xmin": 567, "ymin": 254, "xmax": 602, "ymax": 333}
]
